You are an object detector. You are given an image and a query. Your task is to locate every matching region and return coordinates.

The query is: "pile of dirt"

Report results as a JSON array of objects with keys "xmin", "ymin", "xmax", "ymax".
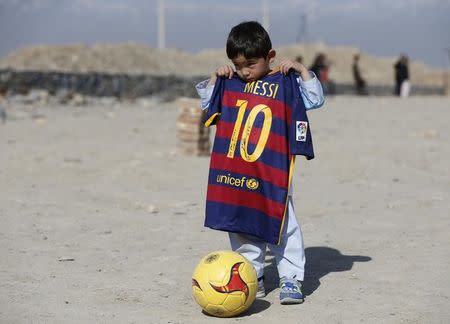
[{"xmin": 0, "ymin": 42, "xmax": 444, "ymax": 86}]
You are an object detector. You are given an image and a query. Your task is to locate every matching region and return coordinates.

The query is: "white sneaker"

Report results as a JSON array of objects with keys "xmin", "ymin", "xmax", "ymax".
[{"xmin": 256, "ymin": 276, "xmax": 265, "ymax": 298}]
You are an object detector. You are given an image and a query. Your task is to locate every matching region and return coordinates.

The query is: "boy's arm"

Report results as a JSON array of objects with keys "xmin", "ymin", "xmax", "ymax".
[
  {"xmin": 280, "ymin": 59, "xmax": 325, "ymax": 110},
  {"xmin": 195, "ymin": 79, "xmax": 215, "ymax": 110},
  {"xmin": 297, "ymin": 72, "xmax": 325, "ymax": 110},
  {"xmin": 196, "ymin": 74, "xmax": 324, "ymax": 111},
  {"xmin": 196, "ymin": 66, "xmax": 325, "ymax": 111},
  {"xmin": 196, "ymin": 65, "xmax": 234, "ymax": 110}
]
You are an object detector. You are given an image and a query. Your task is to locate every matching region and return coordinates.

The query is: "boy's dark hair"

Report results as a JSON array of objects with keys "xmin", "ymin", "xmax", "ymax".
[{"xmin": 226, "ymin": 21, "xmax": 272, "ymax": 60}]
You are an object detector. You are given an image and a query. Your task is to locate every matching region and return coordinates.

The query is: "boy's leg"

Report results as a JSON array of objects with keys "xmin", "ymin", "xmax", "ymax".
[
  {"xmin": 228, "ymin": 232, "xmax": 266, "ymax": 279},
  {"xmin": 268, "ymin": 195, "xmax": 305, "ymax": 281}
]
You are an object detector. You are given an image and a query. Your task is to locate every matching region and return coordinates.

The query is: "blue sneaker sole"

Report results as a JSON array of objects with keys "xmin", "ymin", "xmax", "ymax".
[{"xmin": 280, "ymin": 296, "xmax": 304, "ymax": 305}]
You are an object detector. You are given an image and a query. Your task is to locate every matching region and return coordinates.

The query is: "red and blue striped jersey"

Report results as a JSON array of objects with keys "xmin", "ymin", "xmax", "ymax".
[{"xmin": 203, "ymin": 70, "xmax": 314, "ymax": 244}]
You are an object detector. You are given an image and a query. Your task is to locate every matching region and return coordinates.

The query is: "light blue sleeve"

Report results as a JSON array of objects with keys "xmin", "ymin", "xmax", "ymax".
[
  {"xmin": 195, "ymin": 79, "xmax": 215, "ymax": 110},
  {"xmin": 195, "ymin": 71, "xmax": 325, "ymax": 111},
  {"xmin": 296, "ymin": 72, "xmax": 325, "ymax": 110}
]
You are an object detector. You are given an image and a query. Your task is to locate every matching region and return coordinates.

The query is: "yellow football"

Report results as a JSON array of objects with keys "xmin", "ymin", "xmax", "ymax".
[{"xmin": 192, "ymin": 250, "xmax": 257, "ymax": 317}]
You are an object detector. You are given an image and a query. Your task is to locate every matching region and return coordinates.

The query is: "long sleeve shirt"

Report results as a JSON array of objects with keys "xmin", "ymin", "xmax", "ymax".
[{"xmin": 196, "ymin": 71, "xmax": 324, "ymax": 111}]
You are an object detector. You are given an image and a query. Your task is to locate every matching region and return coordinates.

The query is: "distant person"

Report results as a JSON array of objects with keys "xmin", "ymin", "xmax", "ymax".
[
  {"xmin": 195, "ymin": 21, "xmax": 324, "ymax": 305},
  {"xmin": 310, "ymin": 53, "xmax": 334, "ymax": 94},
  {"xmin": 352, "ymin": 54, "xmax": 368, "ymax": 95},
  {"xmin": 394, "ymin": 54, "xmax": 410, "ymax": 97},
  {"xmin": 0, "ymin": 94, "xmax": 6, "ymax": 123},
  {"xmin": 0, "ymin": 102, "xmax": 6, "ymax": 123},
  {"xmin": 309, "ymin": 53, "xmax": 328, "ymax": 82},
  {"xmin": 295, "ymin": 55, "xmax": 304, "ymax": 65}
]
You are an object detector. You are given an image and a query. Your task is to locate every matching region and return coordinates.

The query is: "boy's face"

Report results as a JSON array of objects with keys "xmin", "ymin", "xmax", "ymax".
[{"xmin": 231, "ymin": 50, "xmax": 276, "ymax": 82}]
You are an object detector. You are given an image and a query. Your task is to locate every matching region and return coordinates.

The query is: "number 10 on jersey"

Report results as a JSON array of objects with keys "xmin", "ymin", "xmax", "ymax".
[{"xmin": 227, "ymin": 99, "xmax": 272, "ymax": 163}]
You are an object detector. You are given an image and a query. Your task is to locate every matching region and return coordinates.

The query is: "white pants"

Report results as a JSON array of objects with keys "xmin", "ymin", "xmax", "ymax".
[
  {"xmin": 400, "ymin": 80, "xmax": 410, "ymax": 97},
  {"xmin": 228, "ymin": 195, "xmax": 305, "ymax": 281}
]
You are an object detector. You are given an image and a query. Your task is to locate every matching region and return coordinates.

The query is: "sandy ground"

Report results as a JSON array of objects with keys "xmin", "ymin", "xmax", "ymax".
[{"xmin": 1, "ymin": 96, "xmax": 449, "ymax": 323}]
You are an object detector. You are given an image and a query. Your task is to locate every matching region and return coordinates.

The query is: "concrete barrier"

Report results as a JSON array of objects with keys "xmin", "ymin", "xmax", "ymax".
[
  {"xmin": 0, "ymin": 69, "xmax": 445, "ymax": 99},
  {"xmin": 0, "ymin": 69, "xmax": 205, "ymax": 100}
]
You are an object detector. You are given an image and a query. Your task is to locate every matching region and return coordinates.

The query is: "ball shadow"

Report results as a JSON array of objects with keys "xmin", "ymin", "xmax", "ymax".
[
  {"xmin": 243, "ymin": 299, "xmax": 271, "ymax": 316},
  {"xmin": 200, "ymin": 299, "xmax": 271, "ymax": 318}
]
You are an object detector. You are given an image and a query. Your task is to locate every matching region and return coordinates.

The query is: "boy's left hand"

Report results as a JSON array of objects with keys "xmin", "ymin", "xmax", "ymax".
[{"xmin": 279, "ymin": 60, "xmax": 311, "ymax": 81}]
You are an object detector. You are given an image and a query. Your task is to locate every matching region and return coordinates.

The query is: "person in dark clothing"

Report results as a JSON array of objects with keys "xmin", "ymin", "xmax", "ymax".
[
  {"xmin": 310, "ymin": 53, "xmax": 333, "ymax": 94},
  {"xmin": 352, "ymin": 54, "xmax": 368, "ymax": 95},
  {"xmin": 309, "ymin": 53, "xmax": 328, "ymax": 82},
  {"xmin": 394, "ymin": 54, "xmax": 410, "ymax": 96}
]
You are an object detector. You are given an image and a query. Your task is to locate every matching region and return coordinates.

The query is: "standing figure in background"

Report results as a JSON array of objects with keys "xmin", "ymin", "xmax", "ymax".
[
  {"xmin": 394, "ymin": 54, "xmax": 410, "ymax": 97},
  {"xmin": 309, "ymin": 53, "xmax": 328, "ymax": 83},
  {"xmin": 352, "ymin": 54, "xmax": 368, "ymax": 95},
  {"xmin": 310, "ymin": 53, "xmax": 333, "ymax": 94}
]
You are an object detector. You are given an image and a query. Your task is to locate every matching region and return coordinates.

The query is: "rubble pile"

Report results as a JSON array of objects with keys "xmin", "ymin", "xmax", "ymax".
[{"xmin": 0, "ymin": 43, "xmax": 444, "ymax": 86}]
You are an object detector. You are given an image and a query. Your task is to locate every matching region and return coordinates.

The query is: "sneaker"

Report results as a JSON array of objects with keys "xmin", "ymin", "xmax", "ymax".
[
  {"xmin": 279, "ymin": 278, "xmax": 304, "ymax": 304},
  {"xmin": 256, "ymin": 276, "xmax": 266, "ymax": 298}
]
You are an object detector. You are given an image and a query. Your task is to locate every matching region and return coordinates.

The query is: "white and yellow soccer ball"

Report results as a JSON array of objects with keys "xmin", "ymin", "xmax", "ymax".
[{"xmin": 192, "ymin": 250, "xmax": 257, "ymax": 317}]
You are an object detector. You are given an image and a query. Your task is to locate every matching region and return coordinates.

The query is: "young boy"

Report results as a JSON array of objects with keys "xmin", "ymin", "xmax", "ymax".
[{"xmin": 196, "ymin": 21, "xmax": 324, "ymax": 304}]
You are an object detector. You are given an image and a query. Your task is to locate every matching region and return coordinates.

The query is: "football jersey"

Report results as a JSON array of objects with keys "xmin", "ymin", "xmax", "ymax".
[{"xmin": 203, "ymin": 70, "xmax": 314, "ymax": 244}]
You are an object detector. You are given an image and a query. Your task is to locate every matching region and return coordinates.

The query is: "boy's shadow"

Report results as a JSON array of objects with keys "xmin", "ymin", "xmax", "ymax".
[{"xmin": 264, "ymin": 246, "xmax": 371, "ymax": 296}]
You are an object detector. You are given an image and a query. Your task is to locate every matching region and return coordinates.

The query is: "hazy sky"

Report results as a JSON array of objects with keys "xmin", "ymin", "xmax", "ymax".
[{"xmin": 1, "ymin": 0, "xmax": 450, "ymax": 67}]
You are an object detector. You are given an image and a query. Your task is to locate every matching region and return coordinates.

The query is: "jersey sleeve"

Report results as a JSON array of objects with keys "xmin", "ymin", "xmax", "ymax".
[
  {"xmin": 287, "ymin": 73, "xmax": 315, "ymax": 160},
  {"xmin": 203, "ymin": 77, "xmax": 225, "ymax": 127}
]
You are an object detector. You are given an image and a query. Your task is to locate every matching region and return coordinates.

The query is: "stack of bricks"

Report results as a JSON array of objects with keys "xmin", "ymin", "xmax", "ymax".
[{"xmin": 176, "ymin": 97, "xmax": 210, "ymax": 156}]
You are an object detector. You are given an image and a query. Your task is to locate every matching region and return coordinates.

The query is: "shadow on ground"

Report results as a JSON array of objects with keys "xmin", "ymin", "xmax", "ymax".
[
  {"xmin": 243, "ymin": 299, "xmax": 271, "ymax": 315},
  {"xmin": 264, "ymin": 246, "xmax": 372, "ymax": 296},
  {"xmin": 201, "ymin": 299, "xmax": 271, "ymax": 318}
]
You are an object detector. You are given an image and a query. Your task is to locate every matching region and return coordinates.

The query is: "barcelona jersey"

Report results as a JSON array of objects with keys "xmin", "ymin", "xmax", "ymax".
[{"xmin": 203, "ymin": 70, "xmax": 314, "ymax": 244}]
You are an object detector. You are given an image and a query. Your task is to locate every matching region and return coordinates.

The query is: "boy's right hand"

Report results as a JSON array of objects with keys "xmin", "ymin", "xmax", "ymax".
[{"xmin": 208, "ymin": 65, "xmax": 235, "ymax": 86}]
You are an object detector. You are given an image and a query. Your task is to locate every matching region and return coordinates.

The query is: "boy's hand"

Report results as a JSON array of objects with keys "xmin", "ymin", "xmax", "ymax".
[
  {"xmin": 216, "ymin": 65, "xmax": 235, "ymax": 78},
  {"xmin": 279, "ymin": 60, "xmax": 311, "ymax": 81},
  {"xmin": 208, "ymin": 65, "xmax": 235, "ymax": 86}
]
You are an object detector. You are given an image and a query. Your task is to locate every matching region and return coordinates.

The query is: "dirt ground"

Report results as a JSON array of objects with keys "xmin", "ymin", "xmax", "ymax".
[{"xmin": 1, "ymin": 96, "xmax": 449, "ymax": 323}]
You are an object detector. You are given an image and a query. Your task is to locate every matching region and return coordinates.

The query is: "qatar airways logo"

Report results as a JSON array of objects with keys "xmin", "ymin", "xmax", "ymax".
[{"xmin": 216, "ymin": 174, "xmax": 259, "ymax": 190}]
